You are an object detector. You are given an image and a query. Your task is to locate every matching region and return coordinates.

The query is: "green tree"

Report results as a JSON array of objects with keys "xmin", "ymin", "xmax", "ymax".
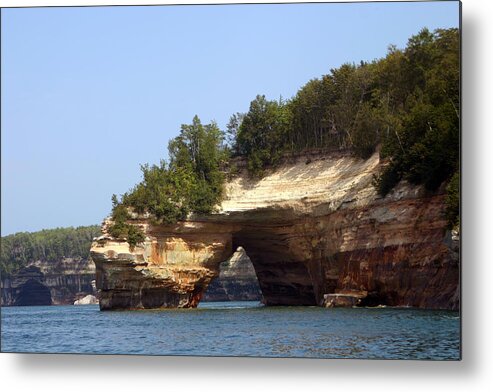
[
  {"xmin": 225, "ymin": 112, "xmax": 245, "ymax": 155},
  {"xmin": 106, "ymin": 27, "xmax": 460, "ymax": 234},
  {"xmin": 236, "ymin": 95, "xmax": 292, "ymax": 176},
  {"xmin": 108, "ymin": 116, "xmax": 228, "ymax": 245}
]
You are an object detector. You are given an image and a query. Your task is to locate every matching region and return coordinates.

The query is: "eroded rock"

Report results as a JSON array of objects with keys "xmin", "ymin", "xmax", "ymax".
[
  {"xmin": 92, "ymin": 229, "xmax": 232, "ymax": 310},
  {"xmin": 1, "ymin": 257, "xmax": 97, "ymax": 306},
  {"xmin": 91, "ymin": 151, "xmax": 459, "ymax": 310}
]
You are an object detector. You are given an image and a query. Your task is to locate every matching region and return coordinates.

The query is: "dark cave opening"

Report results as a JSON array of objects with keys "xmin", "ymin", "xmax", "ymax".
[
  {"xmin": 15, "ymin": 278, "xmax": 52, "ymax": 306},
  {"xmin": 232, "ymin": 230, "xmax": 318, "ymax": 306}
]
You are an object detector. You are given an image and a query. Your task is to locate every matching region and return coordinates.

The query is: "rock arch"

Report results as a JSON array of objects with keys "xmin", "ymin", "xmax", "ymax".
[
  {"xmin": 232, "ymin": 229, "xmax": 318, "ymax": 306},
  {"xmin": 90, "ymin": 152, "xmax": 459, "ymax": 310},
  {"xmin": 202, "ymin": 247, "xmax": 262, "ymax": 302}
]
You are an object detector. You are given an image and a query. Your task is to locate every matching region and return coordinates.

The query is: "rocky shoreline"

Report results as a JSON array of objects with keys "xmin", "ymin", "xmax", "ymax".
[
  {"xmin": 1, "ymin": 258, "xmax": 96, "ymax": 306},
  {"xmin": 1, "ymin": 251, "xmax": 262, "ymax": 306}
]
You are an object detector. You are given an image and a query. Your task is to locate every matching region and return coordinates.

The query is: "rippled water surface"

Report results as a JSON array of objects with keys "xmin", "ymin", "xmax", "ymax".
[{"xmin": 1, "ymin": 302, "xmax": 460, "ymax": 359}]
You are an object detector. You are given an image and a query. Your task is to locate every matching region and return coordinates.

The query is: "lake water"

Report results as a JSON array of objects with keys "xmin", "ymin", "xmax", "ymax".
[{"xmin": 0, "ymin": 301, "xmax": 460, "ymax": 359}]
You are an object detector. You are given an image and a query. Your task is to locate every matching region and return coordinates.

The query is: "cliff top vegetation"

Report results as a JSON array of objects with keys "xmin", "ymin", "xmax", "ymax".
[
  {"xmin": 1, "ymin": 225, "xmax": 101, "ymax": 275},
  {"xmin": 109, "ymin": 27, "xmax": 459, "ymax": 244}
]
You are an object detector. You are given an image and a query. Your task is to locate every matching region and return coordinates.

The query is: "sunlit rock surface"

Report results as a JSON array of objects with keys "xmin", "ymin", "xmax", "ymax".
[
  {"xmin": 91, "ymin": 151, "xmax": 459, "ymax": 310},
  {"xmin": 92, "ymin": 227, "xmax": 233, "ymax": 310}
]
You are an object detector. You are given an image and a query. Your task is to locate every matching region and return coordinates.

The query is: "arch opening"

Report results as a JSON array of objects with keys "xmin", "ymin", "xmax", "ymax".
[
  {"xmin": 202, "ymin": 247, "xmax": 263, "ymax": 302},
  {"xmin": 231, "ymin": 229, "xmax": 318, "ymax": 306}
]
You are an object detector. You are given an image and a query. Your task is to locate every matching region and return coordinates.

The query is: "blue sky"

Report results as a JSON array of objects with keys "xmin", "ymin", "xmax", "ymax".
[{"xmin": 1, "ymin": 1, "xmax": 460, "ymax": 235}]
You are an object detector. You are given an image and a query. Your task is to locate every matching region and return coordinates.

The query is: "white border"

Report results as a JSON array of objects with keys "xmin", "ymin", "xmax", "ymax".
[{"xmin": 1, "ymin": 0, "xmax": 492, "ymax": 391}]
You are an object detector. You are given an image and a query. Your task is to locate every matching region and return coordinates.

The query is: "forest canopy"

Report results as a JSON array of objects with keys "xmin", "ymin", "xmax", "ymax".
[
  {"xmin": 1, "ymin": 225, "xmax": 101, "ymax": 275},
  {"xmin": 110, "ymin": 27, "xmax": 459, "ymax": 242},
  {"xmin": 233, "ymin": 27, "xmax": 459, "ymax": 187}
]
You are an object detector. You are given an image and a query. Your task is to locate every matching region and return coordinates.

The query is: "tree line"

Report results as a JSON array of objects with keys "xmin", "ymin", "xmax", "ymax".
[
  {"xmin": 231, "ymin": 28, "xmax": 458, "ymax": 182},
  {"xmin": 231, "ymin": 27, "xmax": 459, "ymax": 226},
  {"xmin": 1, "ymin": 226, "xmax": 101, "ymax": 275},
  {"xmin": 110, "ymin": 27, "xmax": 460, "ymax": 244}
]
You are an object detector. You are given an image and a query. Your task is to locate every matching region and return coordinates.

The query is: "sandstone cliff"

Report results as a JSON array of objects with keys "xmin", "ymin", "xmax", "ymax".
[
  {"xmin": 91, "ymin": 151, "xmax": 459, "ymax": 310},
  {"xmin": 1, "ymin": 257, "xmax": 96, "ymax": 306}
]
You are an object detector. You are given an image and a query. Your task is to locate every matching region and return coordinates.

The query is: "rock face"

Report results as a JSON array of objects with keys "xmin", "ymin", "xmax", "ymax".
[
  {"xmin": 202, "ymin": 247, "xmax": 262, "ymax": 302},
  {"xmin": 1, "ymin": 258, "xmax": 96, "ymax": 306},
  {"xmin": 91, "ymin": 151, "xmax": 459, "ymax": 310},
  {"xmin": 74, "ymin": 294, "xmax": 99, "ymax": 305},
  {"xmin": 91, "ymin": 226, "xmax": 233, "ymax": 310}
]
